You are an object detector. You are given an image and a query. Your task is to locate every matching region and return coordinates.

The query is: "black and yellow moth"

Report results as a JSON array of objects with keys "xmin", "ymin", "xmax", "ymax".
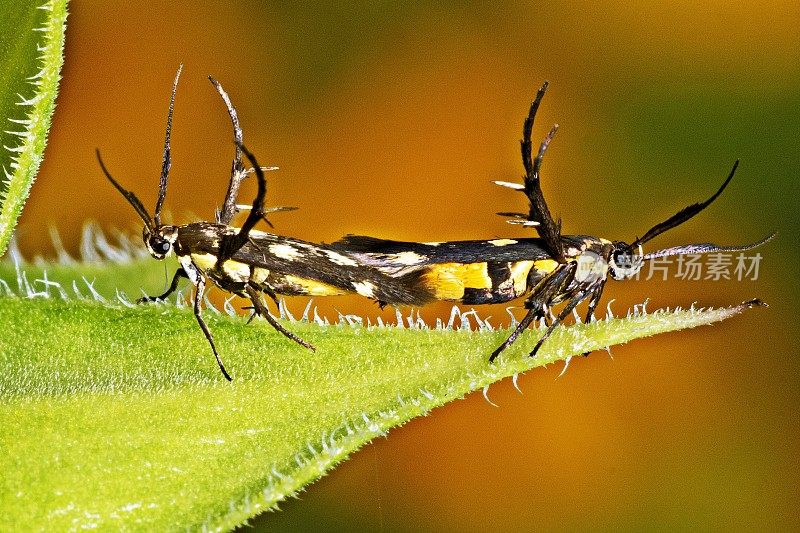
[
  {"xmin": 332, "ymin": 81, "xmax": 773, "ymax": 361},
  {"xmin": 99, "ymin": 66, "xmax": 432, "ymax": 380}
]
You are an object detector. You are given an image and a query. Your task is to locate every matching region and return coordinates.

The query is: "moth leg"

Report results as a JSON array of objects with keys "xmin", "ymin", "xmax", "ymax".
[
  {"xmin": 489, "ymin": 307, "xmax": 540, "ymax": 363},
  {"xmin": 193, "ymin": 276, "xmax": 232, "ymax": 381},
  {"xmin": 529, "ymin": 287, "xmax": 595, "ymax": 358},
  {"xmin": 137, "ymin": 268, "xmax": 187, "ymax": 303},
  {"xmin": 583, "ymin": 278, "xmax": 607, "ymax": 324},
  {"xmin": 209, "ymin": 76, "xmax": 246, "ymax": 226},
  {"xmin": 580, "ymin": 279, "xmax": 607, "ymax": 356},
  {"xmin": 243, "ymin": 285, "xmax": 279, "ymax": 325},
  {"xmin": 245, "ymin": 283, "xmax": 316, "ymax": 351},
  {"xmin": 489, "ymin": 263, "xmax": 575, "ymax": 362}
]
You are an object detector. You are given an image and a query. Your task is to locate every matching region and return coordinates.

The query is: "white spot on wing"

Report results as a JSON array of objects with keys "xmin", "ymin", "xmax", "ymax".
[
  {"xmin": 352, "ymin": 281, "xmax": 376, "ymax": 298},
  {"xmin": 269, "ymin": 243, "xmax": 302, "ymax": 260},
  {"xmin": 391, "ymin": 251, "xmax": 424, "ymax": 265},
  {"xmin": 324, "ymin": 250, "xmax": 358, "ymax": 266}
]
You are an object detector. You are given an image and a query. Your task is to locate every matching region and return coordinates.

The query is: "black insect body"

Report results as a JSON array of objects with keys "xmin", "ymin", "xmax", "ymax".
[
  {"xmin": 99, "ymin": 66, "xmax": 432, "ymax": 380},
  {"xmin": 333, "ymin": 81, "xmax": 773, "ymax": 361}
]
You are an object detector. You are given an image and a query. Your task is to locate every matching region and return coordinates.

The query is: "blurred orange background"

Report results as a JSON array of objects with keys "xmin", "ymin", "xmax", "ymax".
[{"xmin": 10, "ymin": 1, "xmax": 800, "ymax": 530}]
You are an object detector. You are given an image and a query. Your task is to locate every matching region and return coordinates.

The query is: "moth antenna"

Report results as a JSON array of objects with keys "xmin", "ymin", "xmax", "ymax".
[
  {"xmin": 632, "ymin": 160, "xmax": 739, "ymax": 248},
  {"xmin": 643, "ymin": 232, "xmax": 775, "ymax": 260},
  {"xmin": 216, "ymin": 141, "xmax": 269, "ymax": 263},
  {"xmin": 208, "ymin": 75, "xmax": 242, "ymax": 158},
  {"xmin": 521, "ymin": 81, "xmax": 548, "ymax": 177},
  {"xmin": 493, "ymin": 180, "xmax": 526, "ymax": 191},
  {"xmin": 520, "ymin": 80, "xmax": 564, "ymax": 261},
  {"xmin": 261, "ymin": 206, "xmax": 299, "ymax": 229},
  {"xmin": 532, "ymin": 124, "xmax": 558, "ymax": 179},
  {"xmin": 209, "ymin": 74, "xmax": 245, "ymax": 225},
  {"xmin": 154, "ymin": 64, "xmax": 183, "ymax": 226},
  {"xmin": 96, "ymin": 149, "xmax": 154, "ymax": 230},
  {"xmin": 237, "ymin": 142, "xmax": 267, "ymax": 225}
]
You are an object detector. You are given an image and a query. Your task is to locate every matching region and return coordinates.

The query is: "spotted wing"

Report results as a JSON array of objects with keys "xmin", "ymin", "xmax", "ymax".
[
  {"xmin": 332, "ymin": 235, "xmax": 554, "ymax": 269},
  {"xmin": 237, "ymin": 231, "xmax": 434, "ymax": 306},
  {"xmin": 332, "ymin": 235, "xmax": 565, "ymax": 305}
]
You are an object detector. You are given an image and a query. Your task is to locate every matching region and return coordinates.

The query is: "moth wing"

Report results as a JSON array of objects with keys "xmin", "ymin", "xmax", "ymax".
[{"xmin": 332, "ymin": 235, "xmax": 554, "ymax": 266}]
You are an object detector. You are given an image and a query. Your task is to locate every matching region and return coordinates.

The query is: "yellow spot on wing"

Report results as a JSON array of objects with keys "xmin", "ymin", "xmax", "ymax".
[
  {"xmin": 422, "ymin": 263, "xmax": 492, "ymax": 300},
  {"xmin": 251, "ymin": 267, "xmax": 270, "ymax": 284},
  {"xmin": 191, "ymin": 253, "xmax": 217, "ymax": 272},
  {"xmin": 509, "ymin": 260, "xmax": 535, "ymax": 294},
  {"xmin": 533, "ymin": 259, "xmax": 559, "ymax": 274},
  {"xmin": 488, "ymin": 239, "xmax": 518, "ymax": 246},
  {"xmin": 283, "ymin": 275, "xmax": 345, "ymax": 296},
  {"xmin": 222, "ymin": 260, "xmax": 250, "ymax": 282},
  {"xmin": 192, "ymin": 253, "xmax": 252, "ymax": 282}
]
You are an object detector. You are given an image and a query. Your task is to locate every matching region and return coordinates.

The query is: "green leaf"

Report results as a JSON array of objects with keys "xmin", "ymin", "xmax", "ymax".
[
  {"xmin": 0, "ymin": 0, "xmax": 68, "ymax": 256},
  {"xmin": 0, "ymin": 258, "xmax": 763, "ymax": 530}
]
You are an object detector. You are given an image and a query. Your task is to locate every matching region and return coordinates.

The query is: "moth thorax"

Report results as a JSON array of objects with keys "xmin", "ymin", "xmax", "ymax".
[{"xmin": 574, "ymin": 251, "xmax": 609, "ymax": 283}]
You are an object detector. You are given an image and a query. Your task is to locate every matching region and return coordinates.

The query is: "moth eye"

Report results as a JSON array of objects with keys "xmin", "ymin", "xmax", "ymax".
[
  {"xmin": 151, "ymin": 238, "xmax": 171, "ymax": 254},
  {"xmin": 612, "ymin": 249, "xmax": 633, "ymax": 267}
]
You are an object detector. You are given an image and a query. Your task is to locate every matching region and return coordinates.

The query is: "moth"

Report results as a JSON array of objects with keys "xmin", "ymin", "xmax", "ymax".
[
  {"xmin": 332, "ymin": 81, "xmax": 773, "ymax": 361},
  {"xmin": 99, "ymin": 66, "xmax": 432, "ymax": 380}
]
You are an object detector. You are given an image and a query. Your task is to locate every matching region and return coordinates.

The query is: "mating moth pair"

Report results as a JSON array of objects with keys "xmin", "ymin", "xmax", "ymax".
[{"xmin": 100, "ymin": 67, "xmax": 771, "ymax": 380}]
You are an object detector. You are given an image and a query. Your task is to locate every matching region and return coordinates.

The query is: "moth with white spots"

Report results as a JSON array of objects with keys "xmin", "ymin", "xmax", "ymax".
[
  {"xmin": 332, "ymin": 81, "xmax": 772, "ymax": 362},
  {"xmin": 99, "ymin": 67, "xmax": 433, "ymax": 380}
]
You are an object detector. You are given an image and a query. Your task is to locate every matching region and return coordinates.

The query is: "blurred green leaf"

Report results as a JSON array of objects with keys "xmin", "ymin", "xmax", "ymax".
[{"xmin": 0, "ymin": 0, "xmax": 68, "ymax": 256}]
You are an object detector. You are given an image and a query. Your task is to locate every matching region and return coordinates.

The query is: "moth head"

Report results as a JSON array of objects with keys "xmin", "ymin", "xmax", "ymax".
[
  {"xmin": 97, "ymin": 147, "xmax": 174, "ymax": 259},
  {"xmin": 143, "ymin": 225, "xmax": 178, "ymax": 260},
  {"xmin": 609, "ymin": 242, "xmax": 644, "ymax": 280},
  {"xmin": 609, "ymin": 161, "xmax": 774, "ymax": 279}
]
